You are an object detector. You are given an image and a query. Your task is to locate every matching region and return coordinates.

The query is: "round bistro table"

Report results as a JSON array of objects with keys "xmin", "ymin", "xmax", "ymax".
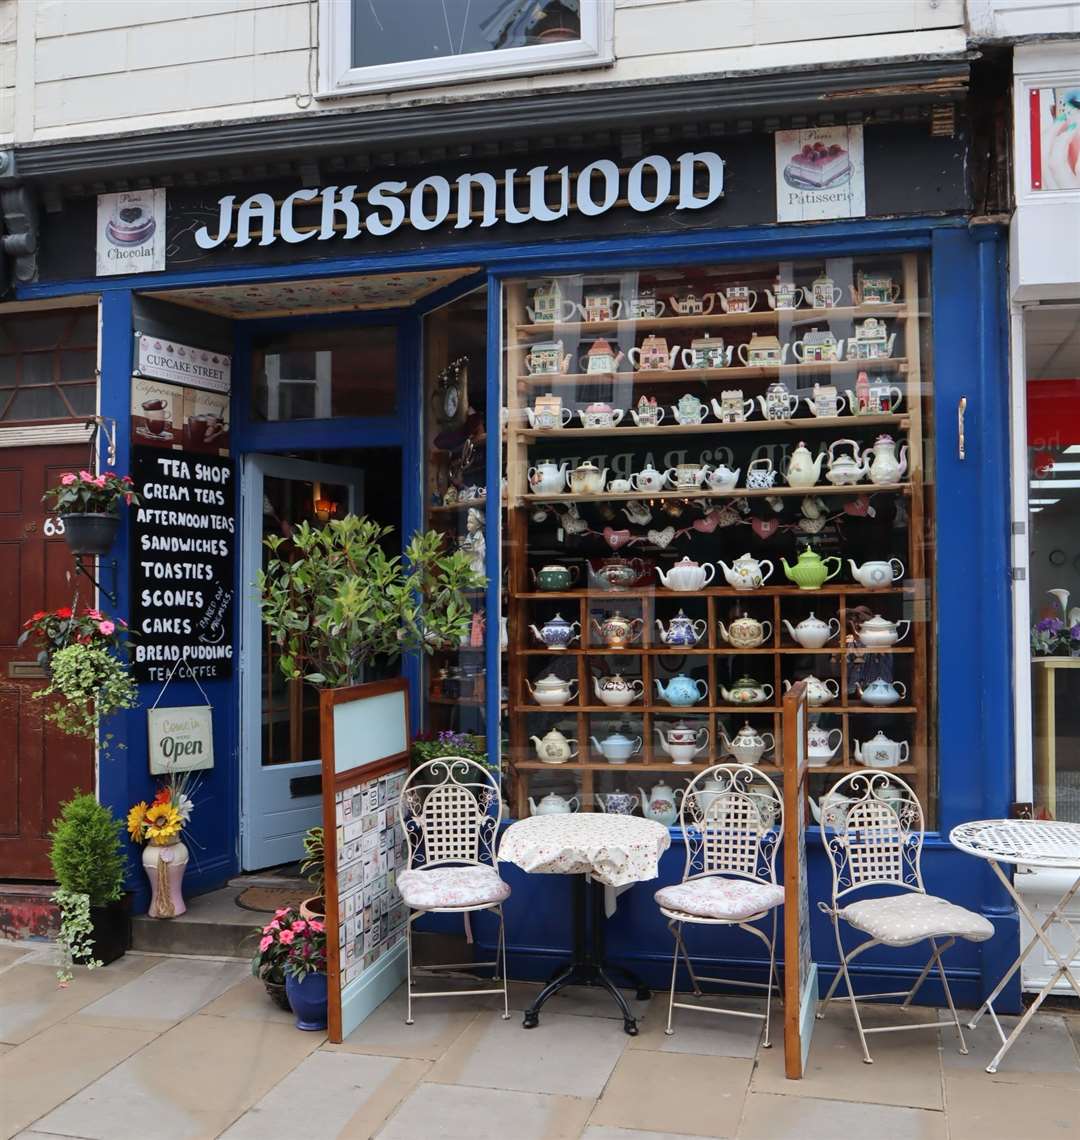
[
  {"xmin": 499, "ymin": 813, "xmax": 671, "ymax": 1035},
  {"xmin": 949, "ymin": 818, "xmax": 1080, "ymax": 1073}
]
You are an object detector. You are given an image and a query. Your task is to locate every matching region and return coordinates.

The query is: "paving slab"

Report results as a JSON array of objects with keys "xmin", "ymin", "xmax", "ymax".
[
  {"xmin": 325, "ymin": 984, "xmax": 480, "ymax": 1061},
  {"xmin": 0, "ymin": 946, "xmax": 31, "ymax": 971},
  {"xmin": 199, "ymin": 975, "xmax": 295, "ymax": 1024},
  {"xmin": 737, "ymin": 1090, "xmax": 948, "ymax": 1140},
  {"xmin": 584, "ymin": 1128, "xmax": 716, "ymax": 1140},
  {"xmin": 944, "ymin": 1072, "xmax": 1080, "ymax": 1140},
  {"xmin": 939, "ymin": 1009, "xmax": 1080, "ymax": 1087},
  {"xmin": 629, "ymin": 992, "xmax": 762, "ymax": 1058}
]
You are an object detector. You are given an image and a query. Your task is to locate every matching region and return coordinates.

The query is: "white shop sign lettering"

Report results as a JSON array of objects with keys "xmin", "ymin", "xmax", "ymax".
[{"xmin": 194, "ymin": 152, "xmax": 726, "ymax": 250}]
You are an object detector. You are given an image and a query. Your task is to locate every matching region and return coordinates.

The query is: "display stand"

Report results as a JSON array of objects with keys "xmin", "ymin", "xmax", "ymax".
[
  {"xmin": 782, "ymin": 679, "xmax": 818, "ymax": 1079},
  {"xmin": 320, "ymin": 678, "xmax": 411, "ymax": 1043}
]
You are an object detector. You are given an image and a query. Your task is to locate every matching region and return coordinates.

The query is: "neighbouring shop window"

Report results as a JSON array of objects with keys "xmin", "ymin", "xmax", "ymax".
[
  {"xmin": 0, "ymin": 309, "xmax": 97, "ymax": 421},
  {"xmin": 252, "ymin": 326, "xmax": 396, "ymax": 420},
  {"xmin": 1025, "ymin": 304, "xmax": 1080, "ymax": 821},
  {"xmin": 500, "ymin": 256, "xmax": 936, "ymax": 821}
]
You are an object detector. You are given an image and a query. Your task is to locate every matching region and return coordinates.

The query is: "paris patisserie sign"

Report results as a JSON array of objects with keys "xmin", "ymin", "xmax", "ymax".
[{"xmin": 775, "ymin": 126, "xmax": 866, "ymax": 223}]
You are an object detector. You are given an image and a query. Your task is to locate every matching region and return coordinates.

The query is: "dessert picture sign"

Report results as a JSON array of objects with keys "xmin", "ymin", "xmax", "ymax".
[
  {"xmin": 96, "ymin": 189, "xmax": 166, "ymax": 276},
  {"xmin": 775, "ymin": 126, "xmax": 865, "ymax": 223}
]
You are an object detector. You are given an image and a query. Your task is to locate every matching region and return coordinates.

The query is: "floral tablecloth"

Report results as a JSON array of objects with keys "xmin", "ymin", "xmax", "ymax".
[{"xmin": 499, "ymin": 814, "xmax": 671, "ymax": 889}]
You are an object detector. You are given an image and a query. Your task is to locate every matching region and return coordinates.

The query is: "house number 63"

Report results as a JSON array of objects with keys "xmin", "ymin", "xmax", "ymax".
[{"xmin": 43, "ymin": 516, "xmax": 66, "ymax": 536}]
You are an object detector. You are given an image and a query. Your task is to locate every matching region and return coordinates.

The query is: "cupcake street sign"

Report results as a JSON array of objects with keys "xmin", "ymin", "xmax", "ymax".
[{"xmin": 96, "ymin": 188, "xmax": 166, "ymax": 276}]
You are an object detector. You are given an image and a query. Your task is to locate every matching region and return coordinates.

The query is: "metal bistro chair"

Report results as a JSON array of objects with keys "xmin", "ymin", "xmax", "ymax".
[
  {"xmin": 817, "ymin": 770, "xmax": 994, "ymax": 1063},
  {"xmin": 397, "ymin": 758, "xmax": 511, "ymax": 1024},
  {"xmin": 654, "ymin": 764, "xmax": 785, "ymax": 1045}
]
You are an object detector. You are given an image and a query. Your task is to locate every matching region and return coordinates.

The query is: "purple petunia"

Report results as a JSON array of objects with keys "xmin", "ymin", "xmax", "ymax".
[{"xmin": 1037, "ymin": 617, "xmax": 1065, "ymax": 633}]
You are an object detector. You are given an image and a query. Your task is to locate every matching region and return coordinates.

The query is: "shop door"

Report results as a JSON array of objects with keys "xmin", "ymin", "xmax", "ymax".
[
  {"xmin": 240, "ymin": 455, "xmax": 363, "ymax": 870},
  {"xmin": 0, "ymin": 445, "xmax": 95, "ymax": 878}
]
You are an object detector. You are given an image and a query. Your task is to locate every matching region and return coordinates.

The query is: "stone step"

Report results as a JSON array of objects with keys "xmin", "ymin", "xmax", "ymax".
[
  {"xmin": 0, "ymin": 883, "xmax": 60, "ymax": 942},
  {"xmin": 132, "ymin": 885, "xmax": 265, "ymax": 958}
]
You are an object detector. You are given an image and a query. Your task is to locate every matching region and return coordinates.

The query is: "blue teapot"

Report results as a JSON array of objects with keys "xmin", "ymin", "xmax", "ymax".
[{"xmin": 654, "ymin": 674, "xmax": 708, "ymax": 707}]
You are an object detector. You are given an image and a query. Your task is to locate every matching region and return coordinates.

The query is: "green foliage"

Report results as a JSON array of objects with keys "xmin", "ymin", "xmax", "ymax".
[
  {"xmin": 257, "ymin": 515, "xmax": 485, "ymax": 688},
  {"xmin": 34, "ymin": 643, "xmax": 137, "ymax": 744},
  {"xmin": 300, "ymin": 826, "xmax": 325, "ymax": 899},
  {"xmin": 48, "ymin": 792, "xmax": 126, "ymax": 905},
  {"xmin": 53, "ymin": 887, "xmax": 100, "ymax": 984}
]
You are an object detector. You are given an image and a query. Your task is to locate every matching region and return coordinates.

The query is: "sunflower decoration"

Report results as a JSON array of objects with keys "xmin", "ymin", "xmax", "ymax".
[
  {"xmin": 145, "ymin": 801, "xmax": 183, "ymax": 846},
  {"xmin": 127, "ymin": 773, "xmax": 196, "ymax": 847},
  {"xmin": 127, "ymin": 801, "xmax": 149, "ymax": 842}
]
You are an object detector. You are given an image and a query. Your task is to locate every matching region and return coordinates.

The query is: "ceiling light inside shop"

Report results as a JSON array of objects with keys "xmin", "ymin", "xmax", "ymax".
[
  {"xmin": 1066, "ymin": 445, "xmax": 1080, "ymax": 454},
  {"xmin": 1029, "ymin": 498, "xmax": 1061, "ymax": 505},
  {"xmin": 1042, "ymin": 462, "xmax": 1080, "ymax": 472},
  {"xmin": 1030, "ymin": 479, "xmax": 1080, "ymax": 489}
]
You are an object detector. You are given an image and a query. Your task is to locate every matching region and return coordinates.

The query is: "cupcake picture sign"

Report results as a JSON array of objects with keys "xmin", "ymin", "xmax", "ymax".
[
  {"xmin": 96, "ymin": 188, "xmax": 166, "ymax": 276},
  {"xmin": 775, "ymin": 126, "xmax": 865, "ymax": 223}
]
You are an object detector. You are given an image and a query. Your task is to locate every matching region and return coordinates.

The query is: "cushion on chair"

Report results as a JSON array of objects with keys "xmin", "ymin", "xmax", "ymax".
[
  {"xmin": 839, "ymin": 892, "xmax": 994, "ymax": 948},
  {"xmin": 397, "ymin": 865, "xmax": 510, "ymax": 910},
  {"xmin": 654, "ymin": 876, "xmax": 785, "ymax": 921}
]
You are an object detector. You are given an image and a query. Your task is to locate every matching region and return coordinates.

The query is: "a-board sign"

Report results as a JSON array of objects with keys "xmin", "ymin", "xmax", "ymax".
[
  {"xmin": 783, "ymin": 680, "xmax": 818, "ymax": 1079},
  {"xmin": 320, "ymin": 678, "xmax": 411, "ymax": 1044},
  {"xmin": 129, "ymin": 447, "xmax": 235, "ymax": 683}
]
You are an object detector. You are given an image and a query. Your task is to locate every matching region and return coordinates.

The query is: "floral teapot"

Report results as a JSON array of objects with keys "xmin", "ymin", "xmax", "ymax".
[
  {"xmin": 593, "ymin": 673, "xmax": 645, "ymax": 707},
  {"xmin": 591, "ymin": 610, "xmax": 644, "ymax": 649},
  {"xmin": 782, "ymin": 612, "xmax": 840, "ymax": 649},
  {"xmin": 854, "ymin": 730, "xmax": 909, "ymax": 767},
  {"xmin": 631, "ymin": 463, "xmax": 667, "ymax": 493},
  {"xmin": 654, "ymin": 673, "xmax": 709, "ymax": 707},
  {"xmin": 588, "ymin": 556, "xmax": 646, "ymax": 591},
  {"xmin": 719, "ymin": 675, "xmax": 774, "ymax": 705},
  {"xmin": 528, "ymin": 459, "xmax": 570, "ymax": 495},
  {"xmin": 639, "ymin": 781, "xmax": 683, "ymax": 826},
  {"xmin": 590, "ymin": 727, "xmax": 643, "ymax": 763},
  {"xmin": 719, "ymin": 722, "xmax": 775, "ymax": 765},
  {"xmin": 529, "ymin": 612, "xmax": 581, "ymax": 649},
  {"xmin": 807, "ymin": 722, "xmax": 843, "ymax": 763},
  {"xmin": 825, "ymin": 439, "xmax": 868, "ymax": 486},
  {"xmin": 529, "ymin": 792, "xmax": 580, "ymax": 815},
  {"xmin": 596, "ymin": 791, "xmax": 638, "ymax": 815},
  {"xmin": 866, "ymin": 434, "xmax": 909, "ymax": 486},
  {"xmin": 655, "ymin": 721, "xmax": 710, "ymax": 764},
  {"xmin": 569, "ymin": 461, "xmax": 609, "ymax": 494},
  {"xmin": 783, "ymin": 675, "xmax": 840, "ymax": 706},
  {"xmin": 656, "ymin": 556, "xmax": 716, "ymax": 591},
  {"xmin": 718, "ymin": 553, "xmax": 775, "ymax": 591},
  {"xmin": 717, "ymin": 612, "xmax": 773, "ymax": 648},
  {"xmin": 530, "ymin": 728, "xmax": 579, "ymax": 763},
  {"xmin": 655, "ymin": 609, "xmax": 707, "ymax": 647},
  {"xmin": 705, "ymin": 463, "xmax": 740, "ymax": 491},
  {"xmin": 784, "ymin": 441, "xmax": 824, "ymax": 488}
]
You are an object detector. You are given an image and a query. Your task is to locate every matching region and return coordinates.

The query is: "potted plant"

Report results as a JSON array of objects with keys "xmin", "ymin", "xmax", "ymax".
[
  {"xmin": 126, "ymin": 772, "xmax": 197, "ymax": 918},
  {"xmin": 281, "ymin": 910, "xmax": 328, "ymax": 1030},
  {"xmin": 250, "ymin": 906, "xmax": 299, "ymax": 1011},
  {"xmin": 42, "ymin": 469, "xmax": 139, "ymax": 556},
  {"xmin": 20, "ymin": 606, "xmax": 130, "ymax": 672},
  {"xmin": 33, "ymin": 640, "xmax": 137, "ymax": 755},
  {"xmin": 48, "ymin": 792, "xmax": 129, "ymax": 983},
  {"xmin": 299, "ymin": 826, "xmax": 325, "ymax": 921}
]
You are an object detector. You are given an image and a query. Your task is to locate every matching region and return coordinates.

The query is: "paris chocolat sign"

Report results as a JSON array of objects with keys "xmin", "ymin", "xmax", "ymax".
[{"xmin": 130, "ymin": 446, "xmax": 235, "ymax": 683}]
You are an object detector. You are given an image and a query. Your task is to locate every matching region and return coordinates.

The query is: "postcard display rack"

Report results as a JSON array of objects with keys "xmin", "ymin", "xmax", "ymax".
[{"xmin": 502, "ymin": 257, "xmax": 935, "ymax": 820}]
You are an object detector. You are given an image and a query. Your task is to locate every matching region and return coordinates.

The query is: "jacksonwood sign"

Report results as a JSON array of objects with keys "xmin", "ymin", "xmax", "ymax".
[{"xmin": 193, "ymin": 152, "xmax": 726, "ymax": 250}]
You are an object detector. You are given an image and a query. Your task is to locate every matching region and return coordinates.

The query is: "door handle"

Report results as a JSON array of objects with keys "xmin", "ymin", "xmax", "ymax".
[{"xmin": 957, "ymin": 396, "xmax": 967, "ymax": 461}]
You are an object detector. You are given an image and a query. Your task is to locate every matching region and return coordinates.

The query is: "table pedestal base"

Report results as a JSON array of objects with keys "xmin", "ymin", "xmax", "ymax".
[{"xmin": 522, "ymin": 875, "xmax": 650, "ymax": 1036}]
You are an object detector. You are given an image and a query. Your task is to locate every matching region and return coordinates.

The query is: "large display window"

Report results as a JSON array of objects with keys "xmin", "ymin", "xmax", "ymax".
[{"xmin": 499, "ymin": 254, "xmax": 937, "ymax": 821}]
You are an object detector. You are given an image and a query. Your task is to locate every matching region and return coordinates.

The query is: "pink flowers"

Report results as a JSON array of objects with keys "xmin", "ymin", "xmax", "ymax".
[
  {"xmin": 277, "ymin": 929, "xmax": 295, "ymax": 945},
  {"xmin": 308, "ymin": 919, "xmax": 325, "ymax": 933},
  {"xmin": 290, "ymin": 919, "xmax": 308, "ymax": 933},
  {"xmin": 259, "ymin": 935, "xmax": 273, "ymax": 952},
  {"xmin": 60, "ymin": 473, "xmax": 76, "ymax": 486},
  {"xmin": 98, "ymin": 620, "xmax": 115, "ymax": 636}
]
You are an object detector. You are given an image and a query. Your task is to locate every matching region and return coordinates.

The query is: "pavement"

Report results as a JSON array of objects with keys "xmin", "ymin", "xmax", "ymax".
[{"xmin": 1, "ymin": 943, "xmax": 1078, "ymax": 1139}]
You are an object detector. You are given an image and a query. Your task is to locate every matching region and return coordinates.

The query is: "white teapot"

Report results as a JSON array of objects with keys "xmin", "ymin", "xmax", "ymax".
[
  {"xmin": 782, "ymin": 612, "xmax": 840, "ymax": 649},
  {"xmin": 854, "ymin": 614, "xmax": 911, "ymax": 648},
  {"xmin": 784, "ymin": 675, "xmax": 840, "ymax": 706},
  {"xmin": 718, "ymin": 612, "xmax": 773, "ymax": 648},
  {"xmin": 569, "ymin": 462, "xmax": 608, "ymax": 495},
  {"xmin": 530, "ymin": 728, "xmax": 579, "ymax": 763},
  {"xmin": 825, "ymin": 440, "xmax": 868, "ymax": 486},
  {"xmin": 529, "ymin": 792, "xmax": 579, "ymax": 815},
  {"xmin": 656, "ymin": 557, "xmax": 716, "ymax": 592},
  {"xmin": 854, "ymin": 730, "xmax": 909, "ymax": 767},
  {"xmin": 528, "ymin": 459, "xmax": 570, "ymax": 495},
  {"xmin": 639, "ymin": 781, "xmax": 683, "ymax": 827},
  {"xmin": 784, "ymin": 441, "xmax": 824, "ymax": 488},
  {"xmin": 809, "ymin": 792, "xmax": 855, "ymax": 829},
  {"xmin": 705, "ymin": 464, "xmax": 740, "ymax": 491},
  {"xmin": 525, "ymin": 673, "xmax": 578, "ymax": 706},
  {"xmin": 807, "ymin": 722, "xmax": 843, "ymax": 764},
  {"xmin": 866, "ymin": 434, "xmax": 909, "ymax": 486},
  {"xmin": 718, "ymin": 553, "xmax": 774, "ymax": 591},
  {"xmin": 848, "ymin": 558, "xmax": 905, "ymax": 590},
  {"xmin": 593, "ymin": 673, "xmax": 645, "ymax": 707},
  {"xmin": 655, "ymin": 721, "xmax": 710, "ymax": 764},
  {"xmin": 631, "ymin": 464, "xmax": 666, "ymax": 494},
  {"xmin": 718, "ymin": 722, "xmax": 775, "ymax": 766},
  {"xmin": 856, "ymin": 678, "xmax": 908, "ymax": 706},
  {"xmin": 590, "ymin": 727, "xmax": 643, "ymax": 763}
]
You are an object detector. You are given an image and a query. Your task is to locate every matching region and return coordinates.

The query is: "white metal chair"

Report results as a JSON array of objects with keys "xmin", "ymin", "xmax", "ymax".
[
  {"xmin": 816, "ymin": 770, "xmax": 994, "ymax": 1063},
  {"xmin": 654, "ymin": 764, "xmax": 785, "ymax": 1045},
  {"xmin": 397, "ymin": 757, "xmax": 511, "ymax": 1024}
]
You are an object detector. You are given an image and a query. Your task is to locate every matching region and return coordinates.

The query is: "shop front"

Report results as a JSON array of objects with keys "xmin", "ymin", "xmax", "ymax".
[{"xmin": 11, "ymin": 106, "xmax": 1018, "ymax": 1009}]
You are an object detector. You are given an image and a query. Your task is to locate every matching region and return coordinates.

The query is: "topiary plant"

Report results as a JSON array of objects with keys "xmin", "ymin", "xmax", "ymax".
[{"xmin": 49, "ymin": 792, "xmax": 126, "ymax": 906}]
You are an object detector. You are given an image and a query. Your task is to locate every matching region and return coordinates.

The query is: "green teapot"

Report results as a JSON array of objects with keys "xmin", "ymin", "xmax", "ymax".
[{"xmin": 782, "ymin": 548, "xmax": 842, "ymax": 590}]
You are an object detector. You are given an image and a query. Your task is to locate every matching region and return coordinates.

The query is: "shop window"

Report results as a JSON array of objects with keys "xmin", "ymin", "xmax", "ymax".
[
  {"xmin": 1024, "ymin": 305, "xmax": 1080, "ymax": 821},
  {"xmin": 320, "ymin": 0, "xmax": 612, "ymax": 97},
  {"xmin": 499, "ymin": 256, "xmax": 936, "ymax": 821},
  {"xmin": 252, "ymin": 326, "xmax": 397, "ymax": 421},
  {"xmin": 0, "ymin": 309, "xmax": 97, "ymax": 423}
]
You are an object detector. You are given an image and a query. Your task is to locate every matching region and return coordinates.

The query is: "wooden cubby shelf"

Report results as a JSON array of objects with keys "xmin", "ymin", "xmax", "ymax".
[
  {"xmin": 515, "ymin": 413, "xmax": 908, "ymax": 441},
  {"xmin": 519, "ymin": 483, "xmax": 910, "ymax": 506}
]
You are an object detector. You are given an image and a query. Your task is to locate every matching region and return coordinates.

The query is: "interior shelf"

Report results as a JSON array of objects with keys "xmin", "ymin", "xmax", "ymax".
[
  {"xmin": 513, "ymin": 413, "xmax": 908, "ymax": 441},
  {"xmin": 518, "ymin": 483, "xmax": 909, "ymax": 506}
]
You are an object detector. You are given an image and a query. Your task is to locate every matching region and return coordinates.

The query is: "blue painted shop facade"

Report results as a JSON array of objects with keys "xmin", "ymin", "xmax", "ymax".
[{"xmin": 11, "ymin": 96, "xmax": 1019, "ymax": 1010}]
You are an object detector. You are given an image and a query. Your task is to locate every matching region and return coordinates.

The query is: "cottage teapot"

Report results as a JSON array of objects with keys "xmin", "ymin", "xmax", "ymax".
[
  {"xmin": 719, "ymin": 286, "xmax": 757, "ymax": 313},
  {"xmin": 593, "ymin": 673, "xmax": 645, "ymax": 707},
  {"xmin": 740, "ymin": 335, "xmax": 789, "ymax": 368},
  {"xmin": 655, "ymin": 609, "xmax": 708, "ymax": 646},
  {"xmin": 525, "ymin": 341, "xmax": 572, "ymax": 374},
  {"xmin": 669, "ymin": 289, "xmax": 715, "ymax": 316},
  {"xmin": 809, "ymin": 274, "xmax": 843, "ymax": 309},
  {"xmin": 866, "ymin": 434, "xmax": 909, "ymax": 485},
  {"xmin": 807, "ymin": 722, "xmax": 843, "ymax": 763},
  {"xmin": 718, "ymin": 612, "xmax": 773, "ymax": 648},
  {"xmin": 526, "ymin": 398, "xmax": 574, "ymax": 430},
  {"xmin": 671, "ymin": 393, "xmax": 710, "ymax": 425},
  {"xmin": 580, "ymin": 339, "xmax": 624, "ymax": 375},
  {"xmin": 783, "ymin": 675, "xmax": 840, "ymax": 706},
  {"xmin": 782, "ymin": 548, "xmax": 842, "ymax": 590},
  {"xmin": 591, "ymin": 611, "xmax": 644, "ymax": 649},
  {"xmin": 757, "ymin": 380, "xmax": 797, "ymax": 420},
  {"xmin": 590, "ymin": 727, "xmax": 644, "ymax": 763},
  {"xmin": 848, "ymin": 558, "xmax": 905, "ymax": 590},
  {"xmin": 656, "ymin": 556, "xmax": 716, "ymax": 592},
  {"xmin": 639, "ymin": 781, "xmax": 683, "ymax": 827},
  {"xmin": 630, "ymin": 335, "xmax": 679, "ymax": 372},
  {"xmin": 529, "ymin": 613, "xmax": 581, "ymax": 649},
  {"xmin": 719, "ymin": 722, "xmax": 775, "ymax": 765},
  {"xmin": 854, "ymin": 614, "xmax": 910, "ymax": 648},
  {"xmin": 804, "ymin": 383, "xmax": 843, "ymax": 419},
  {"xmin": 655, "ymin": 674, "xmax": 709, "ymax": 706},
  {"xmin": 856, "ymin": 678, "xmax": 908, "ymax": 706},
  {"xmin": 529, "ymin": 792, "xmax": 580, "ymax": 815},
  {"xmin": 854, "ymin": 730, "xmax": 909, "ymax": 767},
  {"xmin": 530, "ymin": 728, "xmax": 579, "ymax": 763},
  {"xmin": 719, "ymin": 675, "xmax": 774, "ymax": 705},
  {"xmin": 766, "ymin": 281, "xmax": 804, "ymax": 310},
  {"xmin": 630, "ymin": 396, "xmax": 665, "ymax": 427},
  {"xmin": 569, "ymin": 462, "xmax": 609, "ymax": 494},
  {"xmin": 577, "ymin": 401, "xmax": 624, "ymax": 430},
  {"xmin": 711, "ymin": 390, "xmax": 755, "ymax": 424},
  {"xmin": 525, "ymin": 673, "xmax": 578, "ymax": 706},
  {"xmin": 655, "ymin": 721, "xmax": 710, "ymax": 764},
  {"xmin": 682, "ymin": 334, "xmax": 732, "ymax": 370},
  {"xmin": 718, "ymin": 553, "xmax": 775, "ymax": 591},
  {"xmin": 528, "ymin": 459, "xmax": 569, "ymax": 495},
  {"xmin": 782, "ymin": 612, "xmax": 840, "ymax": 649},
  {"xmin": 825, "ymin": 439, "xmax": 868, "ymax": 486},
  {"xmin": 784, "ymin": 441, "xmax": 825, "ymax": 488}
]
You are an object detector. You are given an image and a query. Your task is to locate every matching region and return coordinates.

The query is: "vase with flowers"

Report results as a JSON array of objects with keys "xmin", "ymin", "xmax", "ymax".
[
  {"xmin": 43, "ymin": 469, "xmax": 139, "ymax": 556},
  {"xmin": 1032, "ymin": 589, "xmax": 1080, "ymax": 657},
  {"xmin": 126, "ymin": 773, "xmax": 197, "ymax": 918}
]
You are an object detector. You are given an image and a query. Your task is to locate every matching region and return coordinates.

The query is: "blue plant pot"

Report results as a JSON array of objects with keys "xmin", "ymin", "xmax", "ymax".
[{"xmin": 285, "ymin": 971, "xmax": 328, "ymax": 1031}]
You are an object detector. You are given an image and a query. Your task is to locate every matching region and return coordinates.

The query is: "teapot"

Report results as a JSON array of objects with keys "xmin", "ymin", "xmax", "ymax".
[
  {"xmin": 655, "ymin": 609, "xmax": 708, "ymax": 647},
  {"xmin": 782, "ymin": 612, "xmax": 840, "ymax": 649},
  {"xmin": 630, "ymin": 396, "xmax": 665, "ymax": 427},
  {"xmin": 531, "ymin": 563, "xmax": 580, "ymax": 592},
  {"xmin": 577, "ymin": 402, "xmax": 624, "ymax": 430},
  {"xmin": 526, "ymin": 398, "xmax": 574, "ymax": 430},
  {"xmin": 569, "ymin": 462, "xmax": 609, "ymax": 495},
  {"xmin": 655, "ymin": 721, "xmax": 710, "ymax": 764},
  {"xmin": 578, "ymin": 292, "xmax": 622, "ymax": 323},
  {"xmin": 782, "ymin": 548, "xmax": 842, "ymax": 590},
  {"xmin": 529, "ymin": 792, "xmax": 580, "ymax": 815},
  {"xmin": 718, "ymin": 722, "xmax": 775, "ymax": 765},
  {"xmin": 766, "ymin": 281, "xmax": 804, "ymax": 310},
  {"xmin": 711, "ymin": 390, "xmax": 755, "ymax": 424},
  {"xmin": 669, "ymin": 289, "xmax": 715, "ymax": 316},
  {"xmin": 528, "ymin": 459, "xmax": 570, "ymax": 495},
  {"xmin": 591, "ymin": 611, "xmax": 644, "ymax": 649},
  {"xmin": 745, "ymin": 457, "xmax": 776, "ymax": 489},
  {"xmin": 529, "ymin": 613, "xmax": 581, "ymax": 650},
  {"xmin": 629, "ymin": 290, "xmax": 665, "ymax": 320},
  {"xmin": 846, "ymin": 373, "xmax": 904, "ymax": 415},
  {"xmin": 825, "ymin": 439, "xmax": 868, "ymax": 486},
  {"xmin": 803, "ymin": 383, "xmax": 843, "ymax": 419},
  {"xmin": 792, "ymin": 329, "xmax": 843, "ymax": 363},
  {"xmin": 588, "ymin": 556, "xmax": 646, "ymax": 591},
  {"xmin": 854, "ymin": 730, "xmax": 909, "ymax": 767},
  {"xmin": 630, "ymin": 335, "xmax": 680, "ymax": 372},
  {"xmin": 854, "ymin": 614, "xmax": 911, "ymax": 648},
  {"xmin": 655, "ymin": 674, "xmax": 709, "ymax": 707},
  {"xmin": 866, "ymin": 434, "xmax": 909, "ymax": 486},
  {"xmin": 849, "ymin": 558, "xmax": 905, "ymax": 590},
  {"xmin": 671, "ymin": 393, "xmax": 710, "ymax": 425},
  {"xmin": 717, "ymin": 612, "xmax": 773, "ymax": 648},
  {"xmin": 809, "ymin": 274, "xmax": 843, "ymax": 309},
  {"xmin": 590, "ymin": 727, "xmax": 643, "ymax": 764},
  {"xmin": 530, "ymin": 729, "xmax": 579, "ymax": 763},
  {"xmin": 526, "ymin": 282, "xmax": 575, "ymax": 324},
  {"xmin": 740, "ymin": 335, "xmax": 789, "ymax": 368},
  {"xmin": 705, "ymin": 463, "xmax": 740, "ymax": 491},
  {"xmin": 809, "ymin": 791, "xmax": 855, "ymax": 829},
  {"xmin": 682, "ymin": 334, "xmax": 732, "ymax": 370},
  {"xmin": 718, "ymin": 286, "xmax": 757, "ymax": 313},
  {"xmin": 665, "ymin": 462, "xmax": 711, "ymax": 490},
  {"xmin": 784, "ymin": 675, "xmax": 840, "ymax": 706},
  {"xmin": 580, "ymin": 339, "xmax": 624, "ymax": 375},
  {"xmin": 631, "ymin": 463, "xmax": 667, "ymax": 493},
  {"xmin": 782, "ymin": 441, "xmax": 823, "ymax": 489},
  {"xmin": 718, "ymin": 553, "xmax": 774, "ymax": 591},
  {"xmin": 719, "ymin": 675, "xmax": 774, "ymax": 705},
  {"xmin": 639, "ymin": 781, "xmax": 683, "ymax": 827},
  {"xmin": 757, "ymin": 380, "xmax": 797, "ymax": 420},
  {"xmin": 851, "ymin": 272, "xmax": 901, "ymax": 306},
  {"xmin": 856, "ymin": 678, "xmax": 908, "ymax": 706},
  {"xmin": 525, "ymin": 673, "xmax": 578, "ymax": 706},
  {"xmin": 656, "ymin": 556, "xmax": 716, "ymax": 592},
  {"xmin": 593, "ymin": 673, "xmax": 645, "ymax": 707},
  {"xmin": 807, "ymin": 722, "xmax": 843, "ymax": 764},
  {"xmin": 525, "ymin": 341, "xmax": 572, "ymax": 375},
  {"xmin": 596, "ymin": 791, "xmax": 638, "ymax": 814}
]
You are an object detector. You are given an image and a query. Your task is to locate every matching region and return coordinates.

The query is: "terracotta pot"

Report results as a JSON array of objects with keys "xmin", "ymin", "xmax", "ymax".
[
  {"xmin": 142, "ymin": 840, "xmax": 188, "ymax": 918},
  {"xmin": 299, "ymin": 896, "xmax": 325, "ymax": 922}
]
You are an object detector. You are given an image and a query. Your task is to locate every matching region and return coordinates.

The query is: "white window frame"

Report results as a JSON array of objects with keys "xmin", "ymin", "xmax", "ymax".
[{"xmin": 318, "ymin": 0, "xmax": 614, "ymax": 98}]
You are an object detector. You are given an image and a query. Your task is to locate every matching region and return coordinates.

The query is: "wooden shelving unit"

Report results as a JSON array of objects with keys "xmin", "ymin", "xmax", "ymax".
[{"xmin": 502, "ymin": 258, "xmax": 933, "ymax": 819}]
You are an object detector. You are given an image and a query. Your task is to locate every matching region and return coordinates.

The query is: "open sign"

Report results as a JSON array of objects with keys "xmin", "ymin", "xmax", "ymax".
[{"xmin": 147, "ymin": 705, "xmax": 214, "ymax": 775}]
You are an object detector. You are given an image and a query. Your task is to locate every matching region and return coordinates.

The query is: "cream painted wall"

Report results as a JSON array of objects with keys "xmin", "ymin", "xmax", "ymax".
[{"xmin": 0, "ymin": 0, "xmax": 968, "ymax": 146}]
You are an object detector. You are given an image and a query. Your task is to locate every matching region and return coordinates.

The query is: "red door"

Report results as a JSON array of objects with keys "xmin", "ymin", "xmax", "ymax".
[{"xmin": 0, "ymin": 445, "xmax": 95, "ymax": 878}]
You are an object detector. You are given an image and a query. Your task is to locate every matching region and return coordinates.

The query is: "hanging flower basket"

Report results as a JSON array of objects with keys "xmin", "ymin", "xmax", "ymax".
[
  {"xmin": 42, "ymin": 470, "xmax": 138, "ymax": 556},
  {"xmin": 60, "ymin": 512, "xmax": 121, "ymax": 556}
]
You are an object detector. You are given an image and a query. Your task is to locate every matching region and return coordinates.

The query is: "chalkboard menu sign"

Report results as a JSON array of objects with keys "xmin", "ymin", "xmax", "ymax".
[{"xmin": 130, "ymin": 446, "xmax": 235, "ymax": 683}]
